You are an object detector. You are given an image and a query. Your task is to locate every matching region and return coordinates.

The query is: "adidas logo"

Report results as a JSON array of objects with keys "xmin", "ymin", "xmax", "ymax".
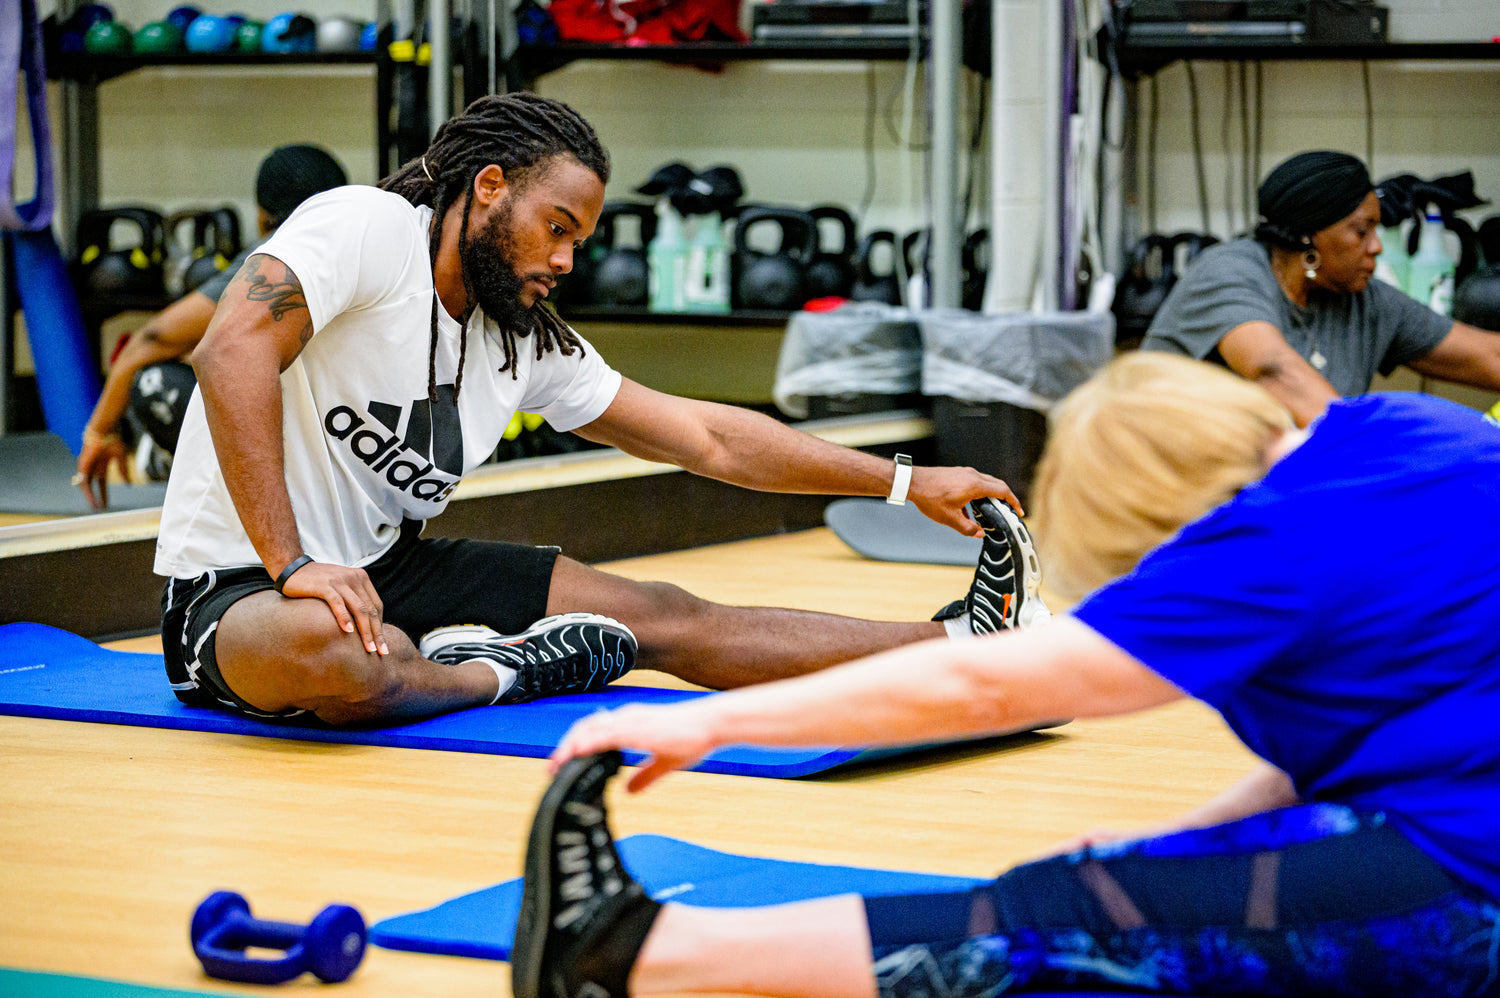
[{"xmin": 323, "ymin": 385, "xmax": 466, "ymax": 503}]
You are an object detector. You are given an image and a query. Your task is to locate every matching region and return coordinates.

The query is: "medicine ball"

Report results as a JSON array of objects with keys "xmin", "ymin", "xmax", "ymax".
[
  {"xmin": 133, "ymin": 19, "xmax": 184, "ymax": 54},
  {"xmin": 166, "ymin": 5, "xmax": 201, "ymax": 31},
  {"xmin": 316, "ymin": 15, "xmax": 365, "ymax": 52},
  {"xmin": 84, "ymin": 19, "xmax": 133, "ymax": 54},
  {"xmin": 185, "ymin": 14, "xmax": 236, "ymax": 52},
  {"xmin": 263, "ymin": 12, "xmax": 316, "ymax": 52}
]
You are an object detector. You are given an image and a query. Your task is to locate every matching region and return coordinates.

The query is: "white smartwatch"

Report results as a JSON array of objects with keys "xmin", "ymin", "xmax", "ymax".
[{"xmin": 886, "ymin": 453, "xmax": 913, "ymax": 506}]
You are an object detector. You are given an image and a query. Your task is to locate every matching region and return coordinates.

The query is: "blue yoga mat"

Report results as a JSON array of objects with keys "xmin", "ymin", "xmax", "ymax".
[
  {"xmin": 371, "ymin": 834, "xmax": 987, "ymax": 960},
  {"xmin": 370, "ymin": 836, "xmax": 1225, "ymax": 998},
  {"xmin": 0, "ymin": 622, "xmax": 1008, "ymax": 778}
]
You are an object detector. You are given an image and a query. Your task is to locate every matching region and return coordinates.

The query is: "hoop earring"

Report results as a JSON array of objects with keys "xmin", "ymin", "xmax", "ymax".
[{"xmin": 1302, "ymin": 248, "xmax": 1321, "ymax": 280}]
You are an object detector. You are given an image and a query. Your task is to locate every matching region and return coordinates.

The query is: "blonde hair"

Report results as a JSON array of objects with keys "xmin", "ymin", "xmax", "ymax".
[{"xmin": 1028, "ymin": 352, "xmax": 1294, "ymax": 603}]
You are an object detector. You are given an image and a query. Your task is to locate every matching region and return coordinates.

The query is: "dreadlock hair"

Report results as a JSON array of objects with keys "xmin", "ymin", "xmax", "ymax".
[{"xmin": 378, "ymin": 91, "xmax": 611, "ymax": 401}]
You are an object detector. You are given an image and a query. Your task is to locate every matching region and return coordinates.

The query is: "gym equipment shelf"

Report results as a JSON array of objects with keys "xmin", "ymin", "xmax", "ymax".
[
  {"xmin": 510, "ymin": 38, "xmax": 921, "ymax": 81},
  {"xmin": 1116, "ymin": 39, "xmax": 1500, "ymax": 77},
  {"xmin": 47, "ymin": 52, "xmax": 377, "ymax": 86}
]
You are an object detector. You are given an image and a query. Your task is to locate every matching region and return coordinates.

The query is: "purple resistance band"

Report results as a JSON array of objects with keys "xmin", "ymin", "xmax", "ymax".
[{"xmin": 2, "ymin": 0, "xmax": 57, "ymax": 232}]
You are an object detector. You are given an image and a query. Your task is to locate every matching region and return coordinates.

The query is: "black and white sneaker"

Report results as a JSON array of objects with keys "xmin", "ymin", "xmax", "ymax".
[
  {"xmin": 419, "ymin": 613, "xmax": 638, "ymax": 705},
  {"xmin": 961, "ymin": 498, "xmax": 1051, "ymax": 633},
  {"xmin": 513, "ymin": 751, "xmax": 662, "ymax": 998}
]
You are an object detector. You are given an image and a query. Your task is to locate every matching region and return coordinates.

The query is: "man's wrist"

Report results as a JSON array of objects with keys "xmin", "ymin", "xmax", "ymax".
[
  {"xmin": 273, "ymin": 554, "xmax": 315, "ymax": 593},
  {"xmin": 886, "ymin": 453, "xmax": 913, "ymax": 506}
]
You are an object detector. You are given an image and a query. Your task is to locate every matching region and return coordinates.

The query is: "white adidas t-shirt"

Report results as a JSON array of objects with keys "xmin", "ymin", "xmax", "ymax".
[{"xmin": 154, "ymin": 186, "xmax": 622, "ymax": 578}]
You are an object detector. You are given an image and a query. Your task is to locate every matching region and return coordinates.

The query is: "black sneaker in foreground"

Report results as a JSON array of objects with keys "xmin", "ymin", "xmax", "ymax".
[
  {"xmin": 513, "ymin": 751, "xmax": 662, "ymax": 998},
  {"xmin": 419, "ymin": 613, "xmax": 637, "ymax": 705},
  {"xmin": 966, "ymin": 498, "xmax": 1051, "ymax": 633}
]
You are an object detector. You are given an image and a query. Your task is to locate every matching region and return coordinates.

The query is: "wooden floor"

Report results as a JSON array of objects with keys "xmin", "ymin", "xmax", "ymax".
[{"xmin": 0, "ymin": 528, "xmax": 1258, "ymax": 996}]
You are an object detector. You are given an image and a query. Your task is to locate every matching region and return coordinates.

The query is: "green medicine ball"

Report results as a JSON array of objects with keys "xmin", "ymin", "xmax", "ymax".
[
  {"xmin": 83, "ymin": 19, "xmax": 133, "ymax": 54},
  {"xmin": 233, "ymin": 19, "xmax": 265, "ymax": 52},
  {"xmin": 133, "ymin": 19, "xmax": 186, "ymax": 54}
]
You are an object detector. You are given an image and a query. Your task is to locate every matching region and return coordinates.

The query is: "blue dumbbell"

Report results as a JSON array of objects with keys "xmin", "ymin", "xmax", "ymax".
[{"xmin": 190, "ymin": 891, "xmax": 366, "ymax": 985}]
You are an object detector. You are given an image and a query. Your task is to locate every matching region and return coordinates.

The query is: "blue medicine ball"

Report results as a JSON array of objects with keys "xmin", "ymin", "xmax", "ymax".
[
  {"xmin": 262, "ymin": 11, "xmax": 316, "ymax": 53},
  {"xmin": 185, "ymin": 14, "xmax": 236, "ymax": 52},
  {"xmin": 166, "ymin": 5, "xmax": 202, "ymax": 32}
]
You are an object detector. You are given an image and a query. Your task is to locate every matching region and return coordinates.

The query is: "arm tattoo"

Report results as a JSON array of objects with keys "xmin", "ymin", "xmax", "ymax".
[{"xmin": 240, "ymin": 259, "xmax": 314, "ymax": 344}]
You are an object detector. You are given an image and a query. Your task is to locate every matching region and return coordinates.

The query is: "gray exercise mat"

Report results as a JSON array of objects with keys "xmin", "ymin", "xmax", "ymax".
[
  {"xmin": 0, "ymin": 432, "xmax": 168, "ymax": 514},
  {"xmin": 824, "ymin": 497, "xmax": 983, "ymax": 566}
]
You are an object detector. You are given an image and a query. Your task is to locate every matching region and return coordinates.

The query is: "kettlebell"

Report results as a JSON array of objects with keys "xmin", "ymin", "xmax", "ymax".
[
  {"xmin": 586, "ymin": 202, "xmax": 657, "ymax": 307},
  {"xmin": 1454, "ymin": 214, "xmax": 1500, "ymax": 331},
  {"xmin": 901, "ymin": 228, "xmax": 930, "ymax": 309},
  {"xmin": 76, "ymin": 206, "xmax": 168, "ymax": 301},
  {"xmin": 961, "ymin": 228, "xmax": 989, "ymax": 311},
  {"xmin": 184, "ymin": 208, "xmax": 243, "ymax": 293},
  {"xmin": 1168, "ymin": 230, "xmax": 1219, "ymax": 269},
  {"xmin": 803, "ymin": 205, "xmax": 859, "ymax": 300},
  {"xmin": 849, "ymin": 230, "xmax": 902, "ymax": 306},
  {"xmin": 1111, "ymin": 233, "xmax": 1177, "ymax": 348},
  {"xmin": 732, "ymin": 207, "xmax": 818, "ymax": 311}
]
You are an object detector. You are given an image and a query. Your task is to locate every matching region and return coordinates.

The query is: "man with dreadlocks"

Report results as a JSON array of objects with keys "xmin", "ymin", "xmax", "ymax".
[{"xmin": 152, "ymin": 92, "xmax": 1038, "ymax": 726}]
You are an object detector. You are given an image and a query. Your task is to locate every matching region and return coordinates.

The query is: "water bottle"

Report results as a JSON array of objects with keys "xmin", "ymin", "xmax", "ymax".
[
  {"xmin": 648, "ymin": 201, "xmax": 688, "ymax": 313},
  {"xmin": 682, "ymin": 212, "xmax": 731, "ymax": 314},
  {"xmin": 1374, "ymin": 223, "xmax": 1409, "ymax": 291},
  {"xmin": 1406, "ymin": 209, "xmax": 1456, "ymax": 316}
]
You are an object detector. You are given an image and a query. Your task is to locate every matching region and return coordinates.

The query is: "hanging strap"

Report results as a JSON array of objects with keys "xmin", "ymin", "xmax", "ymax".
[{"xmin": 1, "ymin": 0, "xmax": 56, "ymax": 232}]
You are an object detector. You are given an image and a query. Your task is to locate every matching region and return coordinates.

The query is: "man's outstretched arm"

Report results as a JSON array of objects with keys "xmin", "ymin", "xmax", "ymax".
[{"xmin": 575, "ymin": 378, "xmax": 1019, "ymax": 536}]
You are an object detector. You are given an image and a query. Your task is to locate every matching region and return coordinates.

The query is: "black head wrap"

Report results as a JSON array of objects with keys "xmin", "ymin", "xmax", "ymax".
[
  {"xmin": 256, "ymin": 144, "xmax": 349, "ymax": 227},
  {"xmin": 1255, "ymin": 151, "xmax": 1373, "ymax": 248}
]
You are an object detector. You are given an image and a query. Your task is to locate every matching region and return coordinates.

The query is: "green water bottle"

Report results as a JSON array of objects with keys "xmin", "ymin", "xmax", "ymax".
[
  {"xmin": 683, "ymin": 212, "xmax": 731, "ymax": 314},
  {"xmin": 648, "ymin": 202, "xmax": 687, "ymax": 313},
  {"xmin": 1406, "ymin": 209, "xmax": 1455, "ymax": 316},
  {"xmin": 1374, "ymin": 223, "xmax": 1409, "ymax": 291}
]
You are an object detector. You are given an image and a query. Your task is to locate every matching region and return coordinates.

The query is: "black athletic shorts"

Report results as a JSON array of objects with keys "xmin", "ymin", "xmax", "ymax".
[{"xmin": 160, "ymin": 520, "xmax": 559, "ymax": 717}]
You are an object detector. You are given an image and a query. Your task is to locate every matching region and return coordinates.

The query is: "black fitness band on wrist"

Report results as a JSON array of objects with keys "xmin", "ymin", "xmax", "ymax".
[{"xmin": 274, "ymin": 555, "xmax": 314, "ymax": 594}]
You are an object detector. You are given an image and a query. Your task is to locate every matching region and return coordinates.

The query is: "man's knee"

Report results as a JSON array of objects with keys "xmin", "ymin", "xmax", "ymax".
[{"xmin": 216, "ymin": 594, "xmax": 410, "ymax": 714}]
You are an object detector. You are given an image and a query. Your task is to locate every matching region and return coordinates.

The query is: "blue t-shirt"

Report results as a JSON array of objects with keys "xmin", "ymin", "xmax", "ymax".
[{"xmin": 1072, "ymin": 393, "xmax": 1500, "ymax": 899}]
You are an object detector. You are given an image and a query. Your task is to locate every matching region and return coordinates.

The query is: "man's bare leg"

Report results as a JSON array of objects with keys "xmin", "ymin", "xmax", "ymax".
[
  {"xmin": 544, "ymin": 557, "xmax": 945, "ymax": 689},
  {"xmin": 213, "ymin": 591, "xmax": 502, "ymax": 725}
]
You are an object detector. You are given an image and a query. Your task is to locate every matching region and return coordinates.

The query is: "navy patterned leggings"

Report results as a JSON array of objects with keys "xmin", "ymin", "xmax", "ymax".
[{"xmin": 863, "ymin": 804, "xmax": 1500, "ymax": 997}]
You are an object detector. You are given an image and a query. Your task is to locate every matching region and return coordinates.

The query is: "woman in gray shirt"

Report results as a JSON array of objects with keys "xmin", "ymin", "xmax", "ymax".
[{"xmin": 1143, "ymin": 150, "xmax": 1500, "ymax": 426}]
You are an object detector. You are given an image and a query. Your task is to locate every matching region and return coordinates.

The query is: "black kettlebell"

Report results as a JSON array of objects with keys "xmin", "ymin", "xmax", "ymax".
[
  {"xmin": 732, "ymin": 206, "xmax": 818, "ymax": 311},
  {"xmin": 76, "ymin": 206, "xmax": 168, "ymax": 301},
  {"xmin": 586, "ymin": 202, "xmax": 657, "ymax": 307},
  {"xmin": 961, "ymin": 229, "xmax": 989, "ymax": 311},
  {"xmin": 849, "ymin": 230, "xmax": 902, "ymax": 306},
  {"xmin": 1454, "ymin": 214, "xmax": 1500, "ymax": 331},
  {"xmin": 1111, "ymin": 233, "xmax": 1177, "ymax": 347},
  {"xmin": 183, "ymin": 206, "xmax": 244, "ymax": 293},
  {"xmin": 803, "ymin": 205, "xmax": 859, "ymax": 300},
  {"xmin": 1169, "ymin": 230, "xmax": 1219, "ymax": 275}
]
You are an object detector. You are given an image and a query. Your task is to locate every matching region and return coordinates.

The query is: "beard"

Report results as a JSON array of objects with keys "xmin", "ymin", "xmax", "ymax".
[{"xmin": 461, "ymin": 202, "xmax": 542, "ymax": 335}]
